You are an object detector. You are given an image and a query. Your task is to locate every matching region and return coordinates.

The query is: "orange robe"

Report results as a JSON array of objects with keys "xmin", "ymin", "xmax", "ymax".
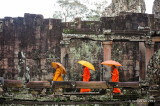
[
  {"xmin": 80, "ymin": 67, "xmax": 91, "ymax": 93},
  {"xmin": 53, "ymin": 68, "xmax": 64, "ymax": 81},
  {"xmin": 111, "ymin": 68, "xmax": 121, "ymax": 93}
]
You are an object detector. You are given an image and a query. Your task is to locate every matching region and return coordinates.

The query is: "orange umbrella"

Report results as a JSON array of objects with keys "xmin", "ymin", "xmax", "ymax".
[
  {"xmin": 101, "ymin": 60, "xmax": 122, "ymax": 67},
  {"xmin": 51, "ymin": 62, "xmax": 67, "ymax": 74}
]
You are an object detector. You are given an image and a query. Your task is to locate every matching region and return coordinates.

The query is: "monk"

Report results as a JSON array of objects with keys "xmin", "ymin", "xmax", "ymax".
[
  {"xmin": 53, "ymin": 64, "xmax": 64, "ymax": 81},
  {"xmin": 51, "ymin": 64, "xmax": 64, "ymax": 96},
  {"xmin": 111, "ymin": 65, "xmax": 121, "ymax": 94},
  {"xmin": 80, "ymin": 66, "xmax": 91, "ymax": 93}
]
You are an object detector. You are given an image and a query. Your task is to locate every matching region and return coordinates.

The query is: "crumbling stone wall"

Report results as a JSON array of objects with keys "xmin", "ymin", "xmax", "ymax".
[
  {"xmin": 62, "ymin": 12, "xmax": 160, "ymax": 82},
  {"xmin": 0, "ymin": 12, "xmax": 160, "ymax": 83},
  {"xmin": 101, "ymin": 12, "xmax": 149, "ymax": 30},
  {"xmin": 147, "ymin": 49, "xmax": 160, "ymax": 85},
  {"xmin": 0, "ymin": 13, "xmax": 62, "ymax": 82},
  {"xmin": 101, "ymin": 12, "xmax": 160, "ymax": 81},
  {"xmin": 153, "ymin": 0, "xmax": 160, "ymax": 19},
  {"xmin": 112, "ymin": 42, "xmax": 139, "ymax": 81},
  {"xmin": 61, "ymin": 37, "xmax": 103, "ymax": 81},
  {"xmin": 102, "ymin": 0, "xmax": 146, "ymax": 17},
  {"xmin": 101, "ymin": 12, "xmax": 160, "ymax": 33},
  {"xmin": 63, "ymin": 18, "xmax": 101, "ymax": 34}
]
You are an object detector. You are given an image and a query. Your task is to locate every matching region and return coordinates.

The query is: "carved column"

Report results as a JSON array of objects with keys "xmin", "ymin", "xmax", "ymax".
[
  {"xmin": 102, "ymin": 41, "xmax": 112, "ymax": 81},
  {"xmin": 139, "ymin": 42, "xmax": 146, "ymax": 81},
  {"xmin": 60, "ymin": 39, "xmax": 70, "ymax": 80},
  {"xmin": 145, "ymin": 43, "xmax": 155, "ymax": 66},
  {"xmin": 102, "ymin": 41, "xmax": 112, "ymax": 61},
  {"xmin": 61, "ymin": 46, "xmax": 69, "ymax": 66},
  {"xmin": 139, "ymin": 37, "xmax": 159, "ymax": 81}
]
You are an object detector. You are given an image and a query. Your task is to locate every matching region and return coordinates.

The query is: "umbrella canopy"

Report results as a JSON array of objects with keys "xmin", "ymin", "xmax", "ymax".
[
  {"xmin": 51, "ymin": 62, "xmax": 67, "ymax": 74},
  {"xmin": 101, "ymin": 60, "xmax": 122, "ymax": 67},
  {"xmin": 77, "ymin": 60, "xmax": 95, "ymax": 71}
]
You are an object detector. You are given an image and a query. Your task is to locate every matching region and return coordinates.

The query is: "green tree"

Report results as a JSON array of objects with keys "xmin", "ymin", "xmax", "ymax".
[
  {"xmin": 53, "ymin": 0, "xmax": 88, "ymax": 22},
  {"xmin": 85, "ymin": 0, "xmax": 108, "ymax": 21},
  {"xmin": 53, "ymin": 0, "xmax": 108, "ymax": 21}
]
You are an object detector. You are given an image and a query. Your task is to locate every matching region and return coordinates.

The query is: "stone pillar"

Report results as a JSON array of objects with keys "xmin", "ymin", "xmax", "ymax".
[
  {"xmin": 60, "ymin": 39, "xmax": 70, "ymax": 66},
  {"xmin": 61, "ymin": 45, "xmax": 68, "ymax": 65},
  {"xmin": 137, "ymin": 37, "xmax": 159, "ymax": 81},
  {"xmin": 152, "ymin": 0, "xmax": 160, "ymax": 19},
  {"xmin": 102, "ymin": 41, "xmax": 112, "ymax": 61},
  {"xmin": 74, "ymin": 18, "xmax": 81, "ymax": 29},
  {"xmin": 139, "ymin": 42, "xmax": 146, "ymax": 81},
  {"xmin": 60, "ymin": 40, "xmax": 70, "ymax": 80},
  {"xmin": 102, "ymin": 41, "xmax": 112, "ymax": 81},
  {"xmin": 145, "ymin": 43, "xmax": 155, "ymax": 66}
]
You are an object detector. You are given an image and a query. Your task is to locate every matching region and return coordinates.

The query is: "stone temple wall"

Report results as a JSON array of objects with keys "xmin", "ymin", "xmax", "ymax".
[
  {"xmin": 0, "ymin": 13, "xmax": 62, "ymax": 82},
  {"xmin": 102, "ymin": 0, "xmax": 146, "ymax": 17},
  {"xmin": 0, "ymin": 12, "xmax": 160, "ymax": 83},
  {"xmin": 153, "ymin": 0, "xmax": 160, "ymax": 19}
]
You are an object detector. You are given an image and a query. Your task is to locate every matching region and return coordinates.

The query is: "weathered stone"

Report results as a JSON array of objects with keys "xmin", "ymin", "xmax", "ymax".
[
  {"xmin": 4, "ymin": 80, "xmax": 23, "ymax": 88},
  {"xmin": 0, "ymin": 11, "xmax": 160, "ymax": 96},
  {"xmin": 153, "ymin": 0, "xmax": 160, "ymax": 19},
  {"xmin": 0, "ymin": 87, "xmax": 3, "ymax": 94},
  {"xmin": 26, "ymin": 81, "xmax": 51, "ymax": 89},
  {"xmin": 0, "ymin": 13, "xmax": 62, "ymax": 82},
  {"xmin": 101, "ymin": 12, "xmax": 149, "ymax": 31},
  {"xmin": 102, "ymin": 0, "xmax": 146, "ymax": 17}
]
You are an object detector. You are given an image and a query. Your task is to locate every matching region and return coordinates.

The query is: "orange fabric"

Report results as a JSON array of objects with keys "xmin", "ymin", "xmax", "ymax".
[
  {"xmin": 53, "ymin": 68, "xmax": 64, "ymax": 81},
  {"xmin": 82, "ymin": 67, "xmax": 90, "ymax": 81},
  {"xmin": 113, "ymin": 88, "xmax": 121, "ymax": 93},
  {"xmin": 111, "ymin": 68, "xmax": 119, "ymax": 82},
  {"xmin": 80, "ymin": 88, "xmax": 91, "ymax": 92},
  {"xmin": 111, "ymin": 68, "xmax": 121, "ymax": 93},
  {"xmin": 80, "ymin": 67, "xmax": 91, "ymax": 93}
]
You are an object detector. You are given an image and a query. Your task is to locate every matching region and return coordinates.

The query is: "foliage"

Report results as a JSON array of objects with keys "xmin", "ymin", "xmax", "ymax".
[
  {"xmin": 53, "ymin": 0, "xmax": 108, "ymax": 21},
  {"xmin": 53, "ymin": 0, "xmax": 88, "ymax": 22},
  {"xmin": 84, "ymin": 0, "xmax": 108, "ymax": 21}
]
